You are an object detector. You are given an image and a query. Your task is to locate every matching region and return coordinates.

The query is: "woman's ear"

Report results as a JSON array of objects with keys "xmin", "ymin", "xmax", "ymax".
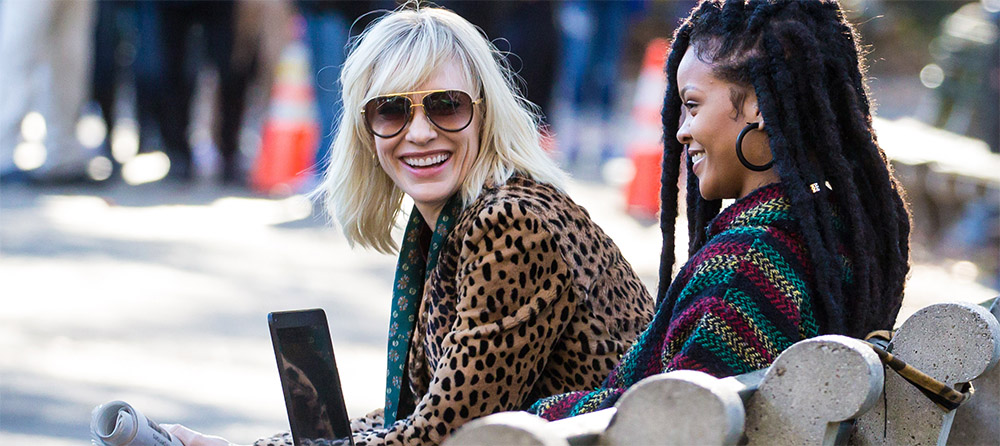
[{"xmin": 745, "ymin": 93, "xmax": 765, "ymax": 130}]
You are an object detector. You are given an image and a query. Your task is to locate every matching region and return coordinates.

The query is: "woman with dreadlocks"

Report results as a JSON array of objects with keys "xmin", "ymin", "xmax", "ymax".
[{"xmin": 530, "ymin": 0, "xmax": 910, "ymax": 419}]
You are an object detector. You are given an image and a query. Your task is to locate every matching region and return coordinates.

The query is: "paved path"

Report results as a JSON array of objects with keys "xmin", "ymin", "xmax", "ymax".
[{"xmin": 1, "ymin": 178, "xmax": 995, "ymax": 445}]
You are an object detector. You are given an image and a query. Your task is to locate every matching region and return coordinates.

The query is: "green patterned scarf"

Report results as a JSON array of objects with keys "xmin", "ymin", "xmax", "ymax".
[{"xmin": 383, "ymin": 194, "xmax": 462, "ymax": 425}]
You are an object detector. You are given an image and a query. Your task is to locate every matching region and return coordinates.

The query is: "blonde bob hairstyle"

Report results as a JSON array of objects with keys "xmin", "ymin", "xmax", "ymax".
[{"xmin": 318, "ymin": 5, "xmax": 567, "ymax": 254}]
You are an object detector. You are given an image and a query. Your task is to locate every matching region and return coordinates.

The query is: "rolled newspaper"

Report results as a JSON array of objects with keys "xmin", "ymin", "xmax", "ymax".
[{"xmin": 91, "ymin": 400, "xmax": 184, "ymax": 446}]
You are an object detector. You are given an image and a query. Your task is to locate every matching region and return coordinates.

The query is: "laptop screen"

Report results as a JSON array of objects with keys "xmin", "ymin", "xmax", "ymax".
[{"xmin": 269, "ymin": 309, "xmax": 353, "ymax": 445}]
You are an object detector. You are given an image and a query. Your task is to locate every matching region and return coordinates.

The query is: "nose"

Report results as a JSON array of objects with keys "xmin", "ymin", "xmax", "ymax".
[
  {"xmin": 404, "ymin": 106, "xmax": 437, "ymax": 144},
  {"xmin": 676, "ymin": 112, "xmax": 692, "ymax": 145}
]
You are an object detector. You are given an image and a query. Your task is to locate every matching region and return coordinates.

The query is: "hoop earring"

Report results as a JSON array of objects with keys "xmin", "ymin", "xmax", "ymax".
[{"xmin": 736, "ymin": 122, "xmax": 773, "ymax": 172}]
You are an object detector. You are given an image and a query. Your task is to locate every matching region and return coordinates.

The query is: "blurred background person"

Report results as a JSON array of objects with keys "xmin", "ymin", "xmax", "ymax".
[
  {"xmin": 157, "ymin": 0, "xmax": 252, "ymax": 184},
  {"xmin": 443, "ymin": 1, "xmax": 558, "ymax": 123},
  {"xmin": 297, "ymin": 0, "xmax": 377, "ymax": 184},
  {"xmin": 0, "ymin": 0, "xmax": 97, "ymax": 183},
  {"xmin": 89, "ymin": 0, "xmax": 131, "ymax": 180},
  {"xmin": 89, "ymin": 1, "xmax": 168, "ymax": 182},
  {"xmin": 551, "ymin": 0, "xmax": 637, "ymax": 175}
]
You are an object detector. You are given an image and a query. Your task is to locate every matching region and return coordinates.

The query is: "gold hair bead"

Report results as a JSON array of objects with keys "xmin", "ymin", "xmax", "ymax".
[{"xmin": 809, "ymin": 183, "xmax": 821, "ymax": 194}]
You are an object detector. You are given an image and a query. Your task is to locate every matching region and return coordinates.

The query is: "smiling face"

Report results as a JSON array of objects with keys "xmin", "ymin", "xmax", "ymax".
[
  {"xmin": 676, "ymin": 46, "xmax": 778, "ymax": 201},
  {"xmin": 371, "ymin": 60, "xmax": 481, "ymax": 224}
]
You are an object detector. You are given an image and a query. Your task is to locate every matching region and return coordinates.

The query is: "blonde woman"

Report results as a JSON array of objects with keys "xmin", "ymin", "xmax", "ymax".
[{"xmin": 168, "ymin": 4, "xmax": 653, "ymax": 446}]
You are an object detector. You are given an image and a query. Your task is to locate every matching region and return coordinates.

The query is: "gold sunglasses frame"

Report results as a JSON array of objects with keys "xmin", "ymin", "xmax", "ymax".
[{"xmin": 360, "ymin": 89, "xmax": 483, "ymax": 138}]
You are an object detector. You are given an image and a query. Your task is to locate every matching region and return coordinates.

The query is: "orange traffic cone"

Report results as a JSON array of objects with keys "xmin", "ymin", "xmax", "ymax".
[
  {"xmin": 624, "ymin": 38, "xmax": 669, "ymax": 220},
  {"xmin": 250, "ymin": 30, "xmax": 319, "ymax": 195}
]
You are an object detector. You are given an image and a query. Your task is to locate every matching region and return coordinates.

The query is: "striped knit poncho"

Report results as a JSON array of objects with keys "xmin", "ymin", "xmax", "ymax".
[{"xmin": 531, "ymin": 183, "xmax": 836, "ymax": 420}]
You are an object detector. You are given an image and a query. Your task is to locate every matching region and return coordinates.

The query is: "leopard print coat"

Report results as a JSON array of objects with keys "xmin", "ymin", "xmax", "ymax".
[{"xmin": 255, "ymin": 176, "xmax": 654, "ymax": 446}]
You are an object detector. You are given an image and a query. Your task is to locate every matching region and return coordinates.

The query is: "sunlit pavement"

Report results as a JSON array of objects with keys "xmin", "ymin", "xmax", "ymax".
[
  {"xmin": 0, "ymin": 180, "xmax": 393, "ymax": 445},
  {"xmin": 1, "ymin": 177, "xmax": 996, "ymax": 445}
]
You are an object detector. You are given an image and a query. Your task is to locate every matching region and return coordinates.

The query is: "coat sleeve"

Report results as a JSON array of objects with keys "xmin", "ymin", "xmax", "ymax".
[
  {"xmin": 351, "ymin": 201, "xmax": 579, "ymax": 445},
  {"xmin": 530, "ymin": 236, "xmax": 815, "ymax": 421}
]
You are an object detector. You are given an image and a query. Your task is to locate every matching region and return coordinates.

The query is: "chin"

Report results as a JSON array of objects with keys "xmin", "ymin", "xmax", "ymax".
[
  {"xmin": 696, "ymin": 180, "xmax": 720, "ymax": 201},
  {"xmin": 699, "ymin": 191, "xmax": 720, "ymax": 201},
  {"xmin": 411, "ymin": 186, "xmax": 456, "ymax": 206},
  {"xmin": 411, "ymin": 192, "xmax": 448, "ymax": 205},
  {"xmin": 697, "ymin": 177, "xmax": 740, "ymax": 201}
]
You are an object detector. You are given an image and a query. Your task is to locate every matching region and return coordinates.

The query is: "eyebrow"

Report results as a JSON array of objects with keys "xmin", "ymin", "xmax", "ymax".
[{"xmin": 679, "ymin": 86, "xmax": 699, "ymax": 99}]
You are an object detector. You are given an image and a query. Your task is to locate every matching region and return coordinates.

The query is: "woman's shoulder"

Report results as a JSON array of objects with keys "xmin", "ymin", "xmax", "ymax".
[
  {"xmin": 706, "ymin": 184, "xmax": 806, "ymax": 253},
  {"xmin": 491, "ymin": 175, "xmax": 571, "ymax": 207},
  {"xmin": 674, "ymin": 227, "xmax": 815, "ymax": 314},
  {"xmin": 713, "ymin": 221, "xmax": 798, "ymax": 245},
  {"xmin": 462, "ymin": 176, "xmax": 581, "ymax": 223},
  {"xmin": 707, "ymin": 220, "xmax": 807, "ymax": 261},
  {"xmin": 451, "ymin": 175, "xmax": 604, "ymax": 254},
  {"xmin": 685, "ymin": 214, "xmax": 809, "ymax": 282},
  {"xmin": 673, "ymin": 216, "xmax": 813, "ymax": 309}
]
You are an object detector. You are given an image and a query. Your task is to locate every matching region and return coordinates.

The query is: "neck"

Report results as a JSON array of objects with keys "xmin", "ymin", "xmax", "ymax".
[
  {"xmin": 415, "ymin": 202, "xmax": 444, "ymax": 229},
  {"xmin": 738, "ymin": 171, "xmax": 781, "ymax": 199}
]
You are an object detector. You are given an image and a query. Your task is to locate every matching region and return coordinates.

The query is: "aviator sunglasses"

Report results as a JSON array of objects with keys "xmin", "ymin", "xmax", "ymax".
[{"xmin": 361, "ymin": 89, "xmax": 482, "ymax": 138}]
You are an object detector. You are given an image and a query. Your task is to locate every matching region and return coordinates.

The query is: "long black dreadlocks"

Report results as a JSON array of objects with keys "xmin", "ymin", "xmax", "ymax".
[{"xmin": 656, "ymin": 0, "xmax": 911, "ymax": 338}]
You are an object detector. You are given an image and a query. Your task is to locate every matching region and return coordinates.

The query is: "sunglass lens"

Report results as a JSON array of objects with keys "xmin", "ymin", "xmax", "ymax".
[
  {"xmin": 366, "ymin": 96, "xmax": 410, "ymax": 137},
  {"xmin": 425, "ymin": 91, "xmax": 473, "ymax": 131}
]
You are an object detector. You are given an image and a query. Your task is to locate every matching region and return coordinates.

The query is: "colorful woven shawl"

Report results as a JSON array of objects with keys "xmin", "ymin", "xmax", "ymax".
[
  {"xmin": 383, "ymin": 195, "xmax": 462, "ymax": 425},
  {"xmin": 530, "ymin": 183, "xmax": 839, "ymax": 420}
]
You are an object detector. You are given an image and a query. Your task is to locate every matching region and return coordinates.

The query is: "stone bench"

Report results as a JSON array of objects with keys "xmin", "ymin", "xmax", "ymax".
[
  {"xmin": 444, "ymin": 301, "xmax": 1000, "ymax": 446},
  {"xmin": 852, "ymin": 301, "xmax": 1000, "ymax": 445},
  {"xmin": 939, "ymin": 299, "xmax": 999, "ymax": 445}
]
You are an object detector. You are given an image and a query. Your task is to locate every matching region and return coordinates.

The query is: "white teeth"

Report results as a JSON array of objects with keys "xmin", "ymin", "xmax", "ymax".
[
  {"xmin": 403, "ymin": 153, "xmax": 450, "ymax": 167},
  {"xmin": 691, "ymin": 153, "xmax": 705, "ymax": 163}
]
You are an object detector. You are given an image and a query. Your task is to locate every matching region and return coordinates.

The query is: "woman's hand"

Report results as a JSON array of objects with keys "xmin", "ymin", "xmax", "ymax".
[{"xmin": 162, "ymin": 424, "xmax": 243, "ymax": 446}]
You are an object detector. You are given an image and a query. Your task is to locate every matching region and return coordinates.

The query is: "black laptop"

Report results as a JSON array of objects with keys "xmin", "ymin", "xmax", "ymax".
[{"xmin": 268, "ymin": 309, "xmax": 355, "ymax": 446}]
